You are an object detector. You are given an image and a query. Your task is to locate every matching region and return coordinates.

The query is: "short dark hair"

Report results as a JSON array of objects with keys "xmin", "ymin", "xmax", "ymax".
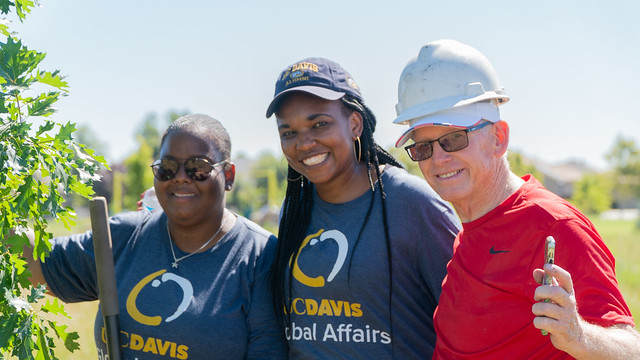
[{"xmin": 160, "ymin": 114, "xmax": 231, "ymax": 162}]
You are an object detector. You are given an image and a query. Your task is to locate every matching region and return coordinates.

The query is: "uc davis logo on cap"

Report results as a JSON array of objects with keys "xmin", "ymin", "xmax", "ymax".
[
  {"xmin": 291, "ymin": 61, "xmax": 319, "ymax": 73},
  {"xmin": 290, "ymin": 69, "xmax": 304, "ymax": 79},
  {"xmin": 282, "ymin": 61, "xmax": 319, "ymax": 86}
]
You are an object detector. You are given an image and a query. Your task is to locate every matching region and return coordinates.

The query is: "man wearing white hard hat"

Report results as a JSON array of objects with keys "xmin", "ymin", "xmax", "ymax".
[{"xmin": 394, "ymin": 39, "xmax": 639, "ymax": 359}]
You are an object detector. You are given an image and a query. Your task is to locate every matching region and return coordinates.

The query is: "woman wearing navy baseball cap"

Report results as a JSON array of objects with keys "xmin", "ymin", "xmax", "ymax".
[{"xmin": 266, "ymin": 57, "xmax": 461, "ymax": 359}]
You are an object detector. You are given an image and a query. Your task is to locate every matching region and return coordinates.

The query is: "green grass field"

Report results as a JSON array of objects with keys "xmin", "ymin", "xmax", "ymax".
[
  {"xmin": 36, "ymin": 215, "xmax": 640, "ymax": 359},
  {"xmin": 590, "ymin": 218, "xmax": 640, "ymax": 321}
]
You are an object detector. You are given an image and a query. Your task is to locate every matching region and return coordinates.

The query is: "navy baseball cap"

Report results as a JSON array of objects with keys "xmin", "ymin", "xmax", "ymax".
[{"xmin": 265, "ymin": 57, "xmax": 364, "ymax": 118}]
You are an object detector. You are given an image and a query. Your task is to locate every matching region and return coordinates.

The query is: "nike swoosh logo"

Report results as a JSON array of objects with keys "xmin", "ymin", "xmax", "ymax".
[{"xmin": 489, "ymin": 246, "xmax": 510, "ymax": 254}]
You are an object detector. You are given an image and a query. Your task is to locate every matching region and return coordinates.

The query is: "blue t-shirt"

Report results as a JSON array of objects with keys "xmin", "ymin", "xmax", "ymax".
[
  {"xmin": 285, "ymin": 166, "xmax": 461, "ymax": 359},
  {"xmin": 41, "ymin": 210, "xmax": 286, "ymax": 360}
]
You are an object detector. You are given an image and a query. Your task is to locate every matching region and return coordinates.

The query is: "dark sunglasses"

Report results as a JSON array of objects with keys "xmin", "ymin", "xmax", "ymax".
[
  {"xmin": 405, "ymin": 121, "xmax": 493, "ymax": 162},
  {"xmin": 151, "ymin": 157, "xmax": 227, "ymax": 181}
]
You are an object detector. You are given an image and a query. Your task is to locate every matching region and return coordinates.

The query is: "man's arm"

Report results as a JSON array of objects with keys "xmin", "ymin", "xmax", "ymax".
[{"xmin": 532, "ymin": 264, "xmax": 640, "ymax": 359}]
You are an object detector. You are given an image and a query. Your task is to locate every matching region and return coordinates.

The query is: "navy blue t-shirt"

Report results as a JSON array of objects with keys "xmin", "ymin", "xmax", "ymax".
[
  {"xmin": 284, "ymin": 166, "xmax": 461, "ymax": 359},
  {"xmin": 41, "ymin": 210, "xmax": 286, "ymax": 360}
]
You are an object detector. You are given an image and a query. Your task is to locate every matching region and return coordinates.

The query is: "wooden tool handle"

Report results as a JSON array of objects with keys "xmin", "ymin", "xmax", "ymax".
[{"xmin": 89, "ymin": 196, "xmax": 123, "ymax": 359}]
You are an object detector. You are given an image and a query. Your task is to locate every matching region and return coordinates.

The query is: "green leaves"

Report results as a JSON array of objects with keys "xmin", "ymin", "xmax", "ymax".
[
  {"xmin": 0, "ymin": 39, "xmax": 69, "ymax": 123},
  {"xmin": 1, "ymin": 2, "xmax": 106, "ymax": 359},
  {"xmin": 0, "ymin": 0, "xmax": 35, "ymax": 21},
  {"xmin": 40, "ymin": 298, "xmax": 67, "ymax": 317},
  {"xmin": 0, "ymin": 23, "xmax": 9, "ymax": 37},
  {"xmin": 0, "ymin": 249, "xmax": 64, "ymax": 360},
  {"xmin": 0, "ymin": 313, "xmax": 20, "ymax": 348},
  {"xmin": 28, "ymin": 92, "xmax": 61, "ymax": 117},
  {"xmin": 37, "ymin": 71, "xmax": 68, "ymax": 91},
  {"xmin": 0, "ymin": 0, "xmax": 12, "ymax": 14},
  {"xmin": 49, "ymin": 322, "xmax": 81, "ymax": 353},
  {"xmin": 0, "ymin": 37, "xmax": 45, "ymax": 89}
]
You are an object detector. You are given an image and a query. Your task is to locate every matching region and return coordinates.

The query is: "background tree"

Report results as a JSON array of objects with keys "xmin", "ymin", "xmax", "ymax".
[
  {"xmin": 137, "ymin": 109, "xmax": 187, "ymax": 160},
  {"xmin": 73, "ymin": 125, "xmax": 109, "ymax": 159},
  {"xmin": 508, "ymin": 150, "xmax": 544, "ymax": 181},
  {"xmin": 252, "ymin": 151, "xmax": 287, "ymax": 206},
  {"xmin": 227, "ymin": 151, "xmax": 287, "ymax": 232},
  {"xmin": 606, "ymin": 135, "xmax": 640, "ymax": 205},
  {"xmin": 121, "ymin": 136, "xmax": 154, "ymax": 211},
  {"xmin": 570, "ymin": 173, "xmax": 613, "ymax": 215},
  {"xmin": 386, "ymin": 146, "xmax": 420, "ymax": 176},
  {"xmin": 227, "ymin": 173, "xmax": 262, "ymax": 218},
  {"xmin": 113, "ymin": 109, "xmax": 186, "ymax": 211},
  {"xmin": 606, "ymin": 135, "xmax": 640, "ymax": 228},
  {"xmin": 0, "ymin": 2, "xmax": 107, "ymax": 358}
]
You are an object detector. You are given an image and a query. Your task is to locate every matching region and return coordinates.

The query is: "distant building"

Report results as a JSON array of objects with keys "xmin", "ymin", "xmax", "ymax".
[
  {"xmin": 521, "ymin": 155, "xmax": 638, "ymax": 209},
  {"xmin": 535, "ymin": 160, "xmax": 591, "ymax": 199}
]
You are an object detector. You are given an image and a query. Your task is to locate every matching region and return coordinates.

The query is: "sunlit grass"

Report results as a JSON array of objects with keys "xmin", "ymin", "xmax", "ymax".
[{"xmin": 591, "ymin": 218, "xmax": 640, "ymax": 322}]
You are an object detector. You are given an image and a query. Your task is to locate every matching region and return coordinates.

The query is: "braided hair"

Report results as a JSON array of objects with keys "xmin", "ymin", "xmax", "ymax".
[{"xmin": 271, "ymin": 95, "xmax": 403, "ymax": 341}]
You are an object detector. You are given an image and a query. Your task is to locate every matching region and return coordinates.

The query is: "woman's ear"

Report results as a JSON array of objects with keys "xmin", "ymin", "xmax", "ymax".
[
  {"xmin": 224, "ymin": 162, "xmax": 236, "ymax": 191},
  {"xmin": 349, "ymin": 110, "xmax": 364, "ymax": 139}
]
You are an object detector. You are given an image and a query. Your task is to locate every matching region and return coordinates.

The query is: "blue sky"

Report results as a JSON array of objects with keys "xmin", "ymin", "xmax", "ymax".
[{"xmin": 12, "ymin": 0, "xmax": 640, "ymax": 170}]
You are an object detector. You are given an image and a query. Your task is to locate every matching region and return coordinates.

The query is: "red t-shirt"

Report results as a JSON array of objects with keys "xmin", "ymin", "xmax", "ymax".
[{"xmin": 433, "ymin": 175, "xmax": 634, "ymax": 359}]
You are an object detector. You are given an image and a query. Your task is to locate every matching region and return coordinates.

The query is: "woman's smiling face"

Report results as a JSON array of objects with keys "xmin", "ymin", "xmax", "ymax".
[
  {"xmin": 276, "ymin": 92, "xmax": 361, "ymax": 188},
  {"xmin": 154, "ymin": 130, "xmax": 229, "ymax": 228}
]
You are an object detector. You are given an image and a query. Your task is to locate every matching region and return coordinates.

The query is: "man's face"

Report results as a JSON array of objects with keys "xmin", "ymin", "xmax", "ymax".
[{"xmin": 411, "ymin": 124, "xmax": 498, "ymax": 209}]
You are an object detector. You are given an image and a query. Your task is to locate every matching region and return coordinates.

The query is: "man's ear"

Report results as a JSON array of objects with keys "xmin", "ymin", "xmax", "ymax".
[{"xmin": 492, "ymin": 120, "xmax": 510, "ymax": 157}]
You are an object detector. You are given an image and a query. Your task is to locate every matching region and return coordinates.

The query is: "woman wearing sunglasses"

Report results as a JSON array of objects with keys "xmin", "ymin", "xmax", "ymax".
[
  {"xmin": 26, "ymin": 114, "xmax": 286, "ymax": 359},
  {"xmin": 265, "ymin": 58, "xmax": 461, "ymax": 359}
]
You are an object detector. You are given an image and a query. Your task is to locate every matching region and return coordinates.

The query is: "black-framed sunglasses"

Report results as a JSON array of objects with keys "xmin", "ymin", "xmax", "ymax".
[
  {"xmin": 404, "ymin": 121, "xmax": 493, "ymax": 162},
  {"xmin": 151, "ymin": 157, "xmax": 227, "ymax": 181}
]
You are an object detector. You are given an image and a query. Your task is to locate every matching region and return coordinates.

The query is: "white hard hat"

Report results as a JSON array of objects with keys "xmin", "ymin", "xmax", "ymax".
[{"xmin": 393, "ymin": 39, "xmax": 509, "ymax": 146}]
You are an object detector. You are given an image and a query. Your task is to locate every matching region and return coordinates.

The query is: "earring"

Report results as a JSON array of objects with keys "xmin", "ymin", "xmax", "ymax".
[
  {"xmin": 353, "ymin": 136, "xmax": 362, "ymax": 163},
  {"xmin": 225, "ymin": 184, "xmax": 232, "ymax": 190}
]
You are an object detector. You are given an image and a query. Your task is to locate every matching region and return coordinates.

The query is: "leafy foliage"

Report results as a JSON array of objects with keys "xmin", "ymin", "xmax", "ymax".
[
  {"xmin": 0, "ymin": 1, "xmax": 108, "ymax": 358},
  {"xmin": 115, "ymin": 110, "xmax": 186, "ymax": 211},
  {"xmin": 508, "ymin": 150, "xmax": 544, "ymax": 182},
  {"xmin": 606, "ymin": 135, "xmax": 640, "ymax": 201},
  {"xmin": 122, "ymin": 135, "xmax": 154, "ymax": 211},
  {"xmin": 227, "ymin": 152, "xmax": 285, "ymax": 215},
  {"xmin": 386, "ymin": 146, "xmax": 421, "ymax": 176},
  {"xmin": 570, "ymin": 173, "xmax": 613, "ymax": 215},
  {"xmin": 136, "ymin": 109, "xmax": 187, "ymax": 160}
]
